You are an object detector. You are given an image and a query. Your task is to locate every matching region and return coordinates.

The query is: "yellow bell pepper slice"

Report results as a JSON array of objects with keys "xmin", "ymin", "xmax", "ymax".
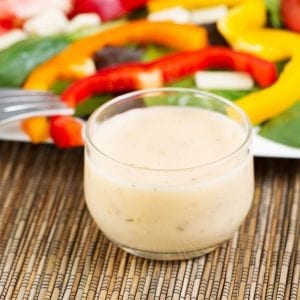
[
  {"xmin": 237, "ymin": 54, "xmax": 300, "ymax": 124},
  {"xmin": 218, "ymin": 0, "xmax": 300, "ymax": 124},
  {"xmin": 232, "ymin": 29, "xmax": 300, "ymax": 62},
  {"xmin": 217, "ymin": 0, "xmax": 266, "ymax": 46},
  {"xmin": 148, "ymin": 0, "xmax": 245, "ymax": 12},
  {"xmin": 217, "ymin": 0, "xmax": 300, "ymax": 61}
]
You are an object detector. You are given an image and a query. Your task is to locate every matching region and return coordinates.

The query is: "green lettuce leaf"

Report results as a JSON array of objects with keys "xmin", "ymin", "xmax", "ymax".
[{"xmin": 259, "ymin": 101, "xmax": 300, "ymax": 148}]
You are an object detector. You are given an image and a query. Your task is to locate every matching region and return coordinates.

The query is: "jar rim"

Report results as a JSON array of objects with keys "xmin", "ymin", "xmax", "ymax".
[{"xmin": 85, "ymin": 87, "xmax": 252, "ymax": 172}]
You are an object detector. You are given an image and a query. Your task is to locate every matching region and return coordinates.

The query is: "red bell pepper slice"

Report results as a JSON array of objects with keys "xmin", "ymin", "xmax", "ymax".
[
  {"xmin": 0, "ymin": 19, "xmax": 15, "ymax": 33},
  {"xmin": 120, "ymin": 0, "xmax": 148, "ymax": 11},
  {"xmin": 49, "ymin": 116, "xmax": 83, "ymax": 148},
  {"xmin": 150, "ymin": 47, "xmax": 277, "ymax": 87},
  {"xmin": 62, "ymin": 47, "xmax": 278, "ymax": 106},
  {"xmin": 62, "ymin": 63, "xmax": 163, "ymax": 106},
  {"xmin": 281, "ymin": 0, "xmax": 300, "ymax": 33}
]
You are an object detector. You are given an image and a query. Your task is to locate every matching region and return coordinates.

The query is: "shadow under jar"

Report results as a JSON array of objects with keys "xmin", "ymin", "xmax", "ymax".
[{"xmin": 84, "ymin": 87, "xmax": 254, "ymax": 260}]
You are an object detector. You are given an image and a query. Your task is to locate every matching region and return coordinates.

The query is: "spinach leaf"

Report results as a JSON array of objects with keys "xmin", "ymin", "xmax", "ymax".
[
  {"xmin": 75, "ymin": 94, "xmax": 113, "ymax": 117},
  {"xmin": 208, "ymin": 88, "xmax": 260, "ymax": 101},
  {"xmin": 142, "ymin": 44, "xmax": 173, "ymax": 61},
  {"xmin": 265, "ymin": 0, "xmax": 282, "ymax": 28},
  {"xmin": 259, "ymin": 101, "xmax": 300, "ymax": 148},
  {"xmin": 50, "ymin": 80, "xmax": 72, "ymax": 95},
  {"xmin": 168, "ymin": 76, "xmax": 196, "ymax": 88},
  {"xmin": 0, "ymin": 36, "xmax": 70, "ymax": 87},
  {"xmin": 276, "ymin": 59, "xmax": 289, "ymax": 74},
  {"xmin": 168, "ymin": 76, "xmax": 258, "ymax": 101}
]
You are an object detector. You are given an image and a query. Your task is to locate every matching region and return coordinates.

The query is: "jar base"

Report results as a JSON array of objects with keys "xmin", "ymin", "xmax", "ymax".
[{"xmin": 118, "ymin": 244, "xmax": 221, "ymax": 261}]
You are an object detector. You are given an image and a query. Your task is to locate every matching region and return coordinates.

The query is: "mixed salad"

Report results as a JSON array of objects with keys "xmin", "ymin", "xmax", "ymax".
[{"xmin": 0, "ymin": 0, "xmax": 299, "ymax": 150}]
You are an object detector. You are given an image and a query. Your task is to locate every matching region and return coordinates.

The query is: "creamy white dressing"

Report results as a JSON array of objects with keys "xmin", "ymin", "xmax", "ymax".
[
  {"xmin": 84, "ymin": 106, "xmax": 254, "ymax": 258},
  {"xmin": 91, "ymin": 106, "xmax": 245, "ymax": 169}
]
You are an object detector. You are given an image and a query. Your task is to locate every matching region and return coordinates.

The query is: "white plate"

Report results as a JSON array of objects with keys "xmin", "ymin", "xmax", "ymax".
[
  {"xmin": 252, "ymin": 134, "xmax": 300, "ymax": 159},
  {"xmin": 0, "ymin": 122, "xmax": 51, "ymax": 143},
  {"xmin": 1, "ymin": 121, "xmax": 300, "ymax": 158}
]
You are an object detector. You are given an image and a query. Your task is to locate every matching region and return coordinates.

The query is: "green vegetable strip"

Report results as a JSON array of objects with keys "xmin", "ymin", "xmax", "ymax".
[
  {"xmin": 141, "ymin": 44, "xmax": 173, "ymax": 62},
  {"xmin": 265, "ymin": 0, "xmax": 282, "ymax": 28},
  {"xmin": 0, "ymin": 36, "xmax": 71, "ymax": 87},
  {"xmin": 75, "ymin": 94, "xmax": 113, "ymax": 117}
]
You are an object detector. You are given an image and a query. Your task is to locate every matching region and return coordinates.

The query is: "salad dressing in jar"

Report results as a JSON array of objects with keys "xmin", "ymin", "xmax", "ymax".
[{"xmin": 84, "ymin": 88, "xmax": 254, "ymax": 260}]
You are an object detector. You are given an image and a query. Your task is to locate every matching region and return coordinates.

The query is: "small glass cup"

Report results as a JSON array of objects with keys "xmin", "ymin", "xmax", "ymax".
[{"xmin": 84, "ymin": 87, "xmax": 254, "ymax": 260}]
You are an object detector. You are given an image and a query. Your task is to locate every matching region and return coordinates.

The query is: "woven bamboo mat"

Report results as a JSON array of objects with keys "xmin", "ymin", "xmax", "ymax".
[{"xmin": 0, "ymin": 141, "xmax": 299, "ymax": 300}]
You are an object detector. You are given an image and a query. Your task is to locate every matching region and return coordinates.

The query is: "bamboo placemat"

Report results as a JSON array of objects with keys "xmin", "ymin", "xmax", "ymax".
[{"xmin": 0, "ymin": 141, "xmax": 299, "ymax": 299}]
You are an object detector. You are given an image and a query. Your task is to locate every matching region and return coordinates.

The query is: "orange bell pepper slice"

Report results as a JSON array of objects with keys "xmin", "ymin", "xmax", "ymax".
[
  {"xmin": 21, "ymin": 116, "xmax": 50, "ymax": 143},
  {"xmin": 24, "ymin": 20, "xmax": 208, "ymax": 91}
]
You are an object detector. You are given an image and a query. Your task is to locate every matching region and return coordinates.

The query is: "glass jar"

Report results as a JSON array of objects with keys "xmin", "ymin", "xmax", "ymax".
[{"xmin": 84, "ymin": 87, "xmax": 254, "ymax": 260}]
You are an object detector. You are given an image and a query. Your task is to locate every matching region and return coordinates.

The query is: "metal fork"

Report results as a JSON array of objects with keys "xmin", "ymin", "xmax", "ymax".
[{"xmin": 0, "ymin": 89, "xmax": 74, "ymax": 125}]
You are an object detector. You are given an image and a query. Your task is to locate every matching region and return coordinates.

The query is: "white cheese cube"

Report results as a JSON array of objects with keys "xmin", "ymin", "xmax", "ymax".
[
  {"xmin": 148, "ymin": 6, "xmax": 191, "ymax": 24},
  {"xmin": 190, "ymin": 5, "xmax": 228, "ymax": 24},
  {"xmin": 67, "ymin": 13, "xmax": 101, "ymax": 33},
  {"xmin": 23, "ymin": 8, "xmax": 69, "ymax": 36},
  {"xmin": 195, "ymin": 71, "xmax": 254, "ymax": 90},
  {"xmin": 71, "ymin": 58, "xmax": 96, "ymax": 76}
]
